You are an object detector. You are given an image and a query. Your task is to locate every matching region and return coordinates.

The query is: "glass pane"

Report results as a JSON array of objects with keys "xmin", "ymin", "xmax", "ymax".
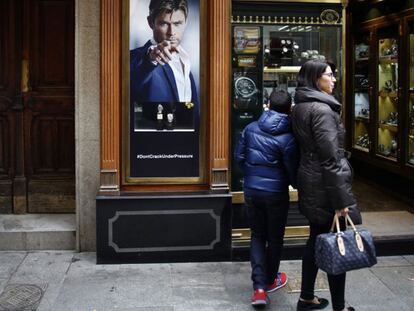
[
  {"xmin": 409, "ymin": 94, "xmax": 414, "ymax": 165},
  {"xmin": 353, "ymin": 33, "xmax": 370, "ymax": 152},
  {"xmin": 408, "ymin": 30, "xmax": 414, "ymax": 165},
  {"xmin": 262, "ymin": 25, "xmax": 342, "ymax": 103},
  {"xmin": 377, "ymin": 32, "xmax": 399, "ymax": 160},
  {"xmin": 230, "ymin": 23, "xmax": 342, "ymax": 191},
  {"xmin": 231, "ymin": 26, "xmax": 263, "ymax": 191}
]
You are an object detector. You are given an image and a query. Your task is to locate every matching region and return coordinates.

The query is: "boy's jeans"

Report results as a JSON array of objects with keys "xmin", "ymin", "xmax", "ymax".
[{"xmin": 245, "ymin": 195, "xmax": 289, "ymax": 290}]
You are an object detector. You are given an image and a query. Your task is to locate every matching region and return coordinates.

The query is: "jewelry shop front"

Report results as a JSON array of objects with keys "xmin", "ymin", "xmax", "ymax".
[{"xmin": 96, "ymin": 0, "xmax": 346, "ymax": 263}]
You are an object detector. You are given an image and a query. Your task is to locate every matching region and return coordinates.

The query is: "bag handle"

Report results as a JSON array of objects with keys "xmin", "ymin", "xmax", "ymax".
[
  {"xmin": 346, "ymin": 214, "xmax": 365, "ymax": 252},
  {"xmin": 330, "ymin": 213, "xmax": 358, "ymax": 233},
  {"xmin": 329, "ymin": 213, "xmax": 342, "ymax": 233},
  {"xmin": 329, "ymin": 214, "xmax": 346, "ymax": 255},
  {"xmin": 330, "ymin": 213, "xmax": 364, "ymax": 254}
]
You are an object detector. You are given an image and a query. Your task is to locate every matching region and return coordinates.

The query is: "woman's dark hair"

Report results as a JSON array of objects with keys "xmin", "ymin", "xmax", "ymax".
[{"xmin": 296, "ymin": 60, "xmax": 329, "ymax": 90}]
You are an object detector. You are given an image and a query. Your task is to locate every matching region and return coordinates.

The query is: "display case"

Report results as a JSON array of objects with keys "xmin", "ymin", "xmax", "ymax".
[
  {"xmin": 376, "ymin": 26, "xmax": 399, "ymax": 160},
  {"xmin": 231, "ymin": 21, "xmax": 343, "ymax": 192},
  {"xmin": 352, "ymin": 32, "xmax": 371, "ymax": 152},
  {"xmin": 408, "ymin": 20, "xmax": 414, "ymax": 166},
  {"xmin": 348, "ymin": 7, "xmax": 414, "ymax": 178}
]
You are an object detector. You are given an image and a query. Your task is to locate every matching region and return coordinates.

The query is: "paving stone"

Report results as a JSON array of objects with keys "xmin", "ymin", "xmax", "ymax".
[
  {"xmin": 172, "ymin": 271, "xmax": 225, "ymax": 288},
  {"xmin": 8, "ymin": 252, "xmax": 74, "ymax": 311},
  {"xmin": 220, "ymin": 261, "xmax": 250, "ymax": 275},
  {"xmin": 118, "ymin": 262, "xmax": 171, "ymax": 277},
  {"xmin": 171, "ymin": 262, "xmax": 223, "ymax": 274},
  {"xmin": 0, "ymin": 279, "xmax": 8, "ymax": 294},
  {"xmin": 174, "ymin": 303, "xmax": 235, "ymax": 311},
  {"xmin": 9, "ymin": 252, "xmax": 73, "ymax": 284},
  {"xmin": 186, "ymin": 285, "xmax": 231, "ymax": 306},
  {"xmin": 112, "ymin": 276, "xmax": 173, "ymax": 308},
  {"xmin": 370, "ymin": 265, "xmax": 414, "ymax": 308},
  {"xmin": 374, "ymin": 255, "xmax": 411, "ymax": 267},
  {"xmin": 50, "ymin": 279, "xmax": 115, "ymax": 311},
  {"xmin": 284, "ymin": 269, "xmax": 329, "ymax": 293},
  {"xmin": 1, "ymin": 252, "xmax": 411, "ymax": 311},
  {"xmin": 0, "ymin": 252, "xmax": 26, "ymax": 277},
  {"xmin": 403, "ymin": 255, "xmax": 414, "ymax": 264},
  {"xmin": 279, "ymin": 260, "xmax": 302, "ymax": 271},
  {"xmin": 169, "ymin": 286, "xmax": 194, "ymax": 306},
  {"xmin": 345, "ymin": 268, "xmax": 406, "ymax": 310}
]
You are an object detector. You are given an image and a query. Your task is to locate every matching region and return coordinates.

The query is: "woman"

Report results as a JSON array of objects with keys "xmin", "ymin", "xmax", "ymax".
[{"xmin": 292, "ymin": 60, "xmax": 357, "ymax": 311}]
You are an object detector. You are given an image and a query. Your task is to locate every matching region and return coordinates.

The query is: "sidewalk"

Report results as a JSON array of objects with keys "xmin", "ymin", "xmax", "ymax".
[{"xmin": 0, "ymin": 252, "xmax": 413, "ymax": 311}]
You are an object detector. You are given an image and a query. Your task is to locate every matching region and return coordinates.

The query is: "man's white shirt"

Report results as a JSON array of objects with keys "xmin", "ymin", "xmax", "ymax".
[{"xmin": 149, "ymin": 39, "xmax": 192, "ymax": 102}]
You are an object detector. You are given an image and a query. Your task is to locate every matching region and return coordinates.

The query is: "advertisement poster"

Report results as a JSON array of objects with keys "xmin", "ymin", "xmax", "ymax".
[{"xmin": 129, "ymin": 0, "xmax": 200, "ymax": 178}]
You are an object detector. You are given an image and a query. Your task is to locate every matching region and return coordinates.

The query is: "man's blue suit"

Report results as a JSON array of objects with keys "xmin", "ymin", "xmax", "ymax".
[{"xmin": 130, "ymin": 40, "xmax": 198, "ymax": 106}]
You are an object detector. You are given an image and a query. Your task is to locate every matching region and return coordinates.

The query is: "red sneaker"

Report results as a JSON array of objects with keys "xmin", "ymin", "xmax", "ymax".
[
  {"xmin": 251, "ymin": 288, "xmax": 269, "ymax": 307},
  {"xmin": 266, "ymin": 272, "xmax": 287, "ymax": 293}
]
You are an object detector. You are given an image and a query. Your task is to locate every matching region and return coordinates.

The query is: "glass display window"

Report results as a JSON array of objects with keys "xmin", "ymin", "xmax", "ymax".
[
  {"xmin": 230, "ymin": 18, "xmax": 342, "ymax": 191},
  {"xmin": 408, "ymin": 22, "xmax": 414, "ymax": 166},
  {"xmin": 408, "ymin": 94, "xmax": 414, "ymax": 165},
  {"xmin": 262, "ymin": 25, "xmax": 342, "ymax": 102},
  {"xmin": 376, "ymin": 27, "xmax": 399, "ymax": 160},
  {"xmin": 352, "ymin": 33, "xmax": 371, "ymax": 152}
]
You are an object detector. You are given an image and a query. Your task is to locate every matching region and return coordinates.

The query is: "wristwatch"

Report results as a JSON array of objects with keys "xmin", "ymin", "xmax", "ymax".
[{"xmin": 234, "ymin": 76, "xmax": 258, "ymax": 110}]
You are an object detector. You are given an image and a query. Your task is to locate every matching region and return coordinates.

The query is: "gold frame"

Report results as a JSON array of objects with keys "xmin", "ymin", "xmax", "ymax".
[
  {"xmin": 229, "ymin": 0, "xmax": 348, "ymax": 241},
  {"xmin": 232, "ymin": 226, "xmax": 310, "ymax": 247},
  {"xmin": 122, "ymin": 0, "xmax": 208, "ymax": 185}
]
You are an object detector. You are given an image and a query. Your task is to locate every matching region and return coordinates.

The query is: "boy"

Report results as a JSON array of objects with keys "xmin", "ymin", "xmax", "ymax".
[{"xmin": 235, "ymin": 89, "xmax": 299, "ymax": 308}]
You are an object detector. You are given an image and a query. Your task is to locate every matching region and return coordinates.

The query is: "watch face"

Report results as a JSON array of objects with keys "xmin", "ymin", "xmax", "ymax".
[{"xmin": 235, "ymin": 77, "xmax": 257, "ymax": 97}]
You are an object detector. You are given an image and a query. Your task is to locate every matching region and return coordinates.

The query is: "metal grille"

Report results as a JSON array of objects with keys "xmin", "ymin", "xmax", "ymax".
[{"xmin": 0, "ymin": 284, "xmax": 47, "ymax": 311}]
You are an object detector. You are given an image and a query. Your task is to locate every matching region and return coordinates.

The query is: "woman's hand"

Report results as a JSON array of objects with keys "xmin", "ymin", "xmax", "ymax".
[{"xmin": 335, "ymin": 207, "xmax": 349, "ymax": 217}]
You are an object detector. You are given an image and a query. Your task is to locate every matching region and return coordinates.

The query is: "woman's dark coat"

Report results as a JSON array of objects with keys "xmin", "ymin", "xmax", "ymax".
[{"xmin": 292, "ymin": 87, "xmax": 357, "ymax": 224}]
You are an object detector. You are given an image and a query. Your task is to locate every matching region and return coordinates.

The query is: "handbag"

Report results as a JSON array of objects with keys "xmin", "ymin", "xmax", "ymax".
[{"xmin": 315, "ymin": 214, "xmax": 377, "ymax": 275}]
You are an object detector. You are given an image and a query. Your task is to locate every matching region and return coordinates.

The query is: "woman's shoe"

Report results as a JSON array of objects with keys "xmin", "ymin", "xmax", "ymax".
[{"xmin": 297, "ymin": 296, "xmax": 329, "ymax": 310}]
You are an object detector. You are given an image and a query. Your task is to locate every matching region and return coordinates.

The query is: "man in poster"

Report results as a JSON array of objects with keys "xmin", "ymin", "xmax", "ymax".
[
  {"xmin": 129, "ymin": 0, "xmax": 199, "ymax": 178},
  {"xmin": 130, "ymin": 0, "xmax": 198, "ymax": 110}
]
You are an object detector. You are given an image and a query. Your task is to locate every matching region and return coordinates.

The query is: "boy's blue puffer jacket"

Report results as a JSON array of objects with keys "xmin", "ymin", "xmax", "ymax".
[{"xmin": 235, "ymin": 109, "xmax": 299, "ymax": 195}]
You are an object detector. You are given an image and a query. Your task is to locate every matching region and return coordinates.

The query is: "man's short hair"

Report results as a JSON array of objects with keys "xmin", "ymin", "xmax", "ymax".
[
  {"xmin": 269, "ymin": 89, "xmax": 292, "ymax": 114},
  {"xmin": 149, "ymin": 0, "xmax": 188, "ymax": 23}
]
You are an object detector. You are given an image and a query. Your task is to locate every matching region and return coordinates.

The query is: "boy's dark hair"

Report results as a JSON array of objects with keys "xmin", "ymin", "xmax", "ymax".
[
  {"xmin": 149, "ymin": 0, "xmax": 188, "ymax": 23},
  {"xmin": 269, "ymin": 89, "xmax": 292, "ymax": 113}
]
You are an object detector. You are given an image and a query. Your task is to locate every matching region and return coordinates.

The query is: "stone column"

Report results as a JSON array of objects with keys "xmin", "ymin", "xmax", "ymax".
[{"xmin": 75, "ymin": 0, "xmax": 101, "ymax": 251}]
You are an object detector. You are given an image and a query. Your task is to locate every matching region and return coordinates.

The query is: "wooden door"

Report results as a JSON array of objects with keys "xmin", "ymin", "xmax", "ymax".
[{"xmin": 0, "ymin": 0, "xmax": 75, "ymax": 214}]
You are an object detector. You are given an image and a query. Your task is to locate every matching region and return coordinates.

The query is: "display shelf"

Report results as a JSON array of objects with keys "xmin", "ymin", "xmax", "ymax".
[
  {"xmin": 379, "ymin": 56, "xmax": 398, "ymax": 64},
  {"xmin": 354, "ymin": 145, "xmax": 369, "ymax": 153},
  {"xmin": 379, "ymin": 123, "xmax": 398, "ymax": 132},
  {"xmin": 377, "ymin": 153, "xmax": 398, "ymax": 162},
  {"xmin": 263, "ymin": 66, "xmax": 301, "ymax": 73},
  {"xmin": 379, "ymin": 90, "xmax": 398, "ymax": 98},
  {"xmin": 355, "ymin": 116, "xmax": 370, "ymax": 123},
  {"xmin": 355, "ymin": 57, "xmax": 369, "ymax": 62}
]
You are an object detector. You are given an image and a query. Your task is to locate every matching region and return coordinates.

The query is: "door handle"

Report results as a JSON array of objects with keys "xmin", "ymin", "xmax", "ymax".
[{"xmin": 21, "ymin": 59, "xmax": 30, "ymax": 93}]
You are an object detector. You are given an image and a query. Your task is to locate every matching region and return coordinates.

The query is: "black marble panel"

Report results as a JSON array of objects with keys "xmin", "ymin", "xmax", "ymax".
[{"xmin": 96, "ymin": 193, "xmax": 232, "ymax": 264}]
